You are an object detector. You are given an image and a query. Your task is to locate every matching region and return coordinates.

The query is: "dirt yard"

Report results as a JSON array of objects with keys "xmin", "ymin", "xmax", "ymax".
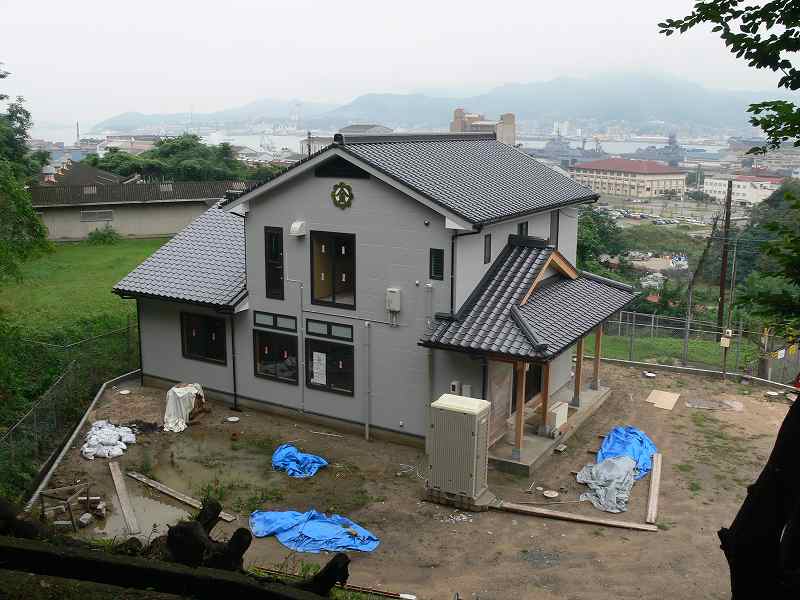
[{"xmin": 46, "ymin": 363, "xmax": 791, "ymax": 599}]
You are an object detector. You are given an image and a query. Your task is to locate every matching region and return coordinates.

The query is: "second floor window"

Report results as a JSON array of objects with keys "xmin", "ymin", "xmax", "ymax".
[
  {"xmin": 265, "ymin": 227, "xmax": 284, "ymax": 300},
  {"xmin": 484, "ymin": 234, "xmax": 492, "ymax": 264},
  {"xmin": 517, "ymin": 221, "xmax": 528, "ymax": 237},
  {"xmin": 549, "ymin": 210, "xmax": 560, "ymax": 247},
  {"xmin": 311, "ymin": 231, "xmax": 355, "ymax": 309}
]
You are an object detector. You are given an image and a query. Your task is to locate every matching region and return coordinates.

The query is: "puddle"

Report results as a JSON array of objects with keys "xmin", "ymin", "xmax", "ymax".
[{"xmin": 85, "ymin": 493, "xmax": 190, "ymax": 541}]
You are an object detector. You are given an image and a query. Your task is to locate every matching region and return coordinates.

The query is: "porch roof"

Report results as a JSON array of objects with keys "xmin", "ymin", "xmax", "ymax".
[{"xmin": 421, "ymin": 236, "xmax": 636, "ymax": 360}]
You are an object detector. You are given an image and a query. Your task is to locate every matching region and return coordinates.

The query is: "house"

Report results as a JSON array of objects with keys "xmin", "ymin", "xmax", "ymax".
[
  {"xmin": 450, "ymin": 109, "xmax": 516, "ymax": 146},
  {"xmin": 570, "ymin": 158, "xmax": 686, "ymax": 199},
  {"xmin": 31, "ymin": 180, "xmax": 248, "ymax": 240},
  {"xmin": 114, "ymin": 132, "xmax": 634, "ymax": 468},
  {"xmin": 38, "ymin": 161, "xmax": 136, "ymax": 186},
  {"xmin": 338, "ymin": 124, "xmax": 393, "ymax": 135},
  {"xmin": 703, "ymin": 174, "xmax": 784, "ymax": 208}
]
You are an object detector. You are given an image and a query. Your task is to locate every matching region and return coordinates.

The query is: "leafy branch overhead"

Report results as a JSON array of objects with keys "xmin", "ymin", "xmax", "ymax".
[{"xmin": 660, "ymin": 0, "xmax": 800, "ymax": 152}]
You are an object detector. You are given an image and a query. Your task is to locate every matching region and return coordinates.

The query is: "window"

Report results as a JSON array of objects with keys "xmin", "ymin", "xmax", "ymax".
[
  {"xmin": 429, "ymin": 248, "xmax": 444, "ymax": 280},
  {"xmin": 311, "ymin": 231, "xmax": 355, "ymax": 309},
  {"xmin": 253, "ymin": 330, "xmax": 298, "ymax": 384},
  {"xmin": 180, "ymin": 313, "xmax": 226, "ymax": 364},
  {"xmin": 483, "ymin": 234, "xmax": 492, "ymax": 264},
  {"xmin": 265, "ymin": 227, "xmax": 284, "ymax": 300},
  {"xmin": 306, "ymin": 338, "xmax": 354, "ymax": 395},
  {"xmin": 254, "ymin": 311, "xmax": 296, "ymax": 332},
  {"xmin": 306, "ymin": 319, "xmax": 353, "ymax": 341},
  {"xmin": 80, "ymin": 209, "xmax": 113, "ymax": 222},
  {"xmin": 517, "ymin": 221, "xmax": 528, "ymax": 237},
  {"xmin": 549, "ymin": 210, "xmax": 560, "ymax": 246}
]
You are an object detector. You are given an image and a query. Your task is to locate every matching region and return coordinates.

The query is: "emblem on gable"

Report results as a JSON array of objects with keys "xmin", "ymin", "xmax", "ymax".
[{"xmin": 331, "ymin": 182, "xmax": 354, "ymax": 210}]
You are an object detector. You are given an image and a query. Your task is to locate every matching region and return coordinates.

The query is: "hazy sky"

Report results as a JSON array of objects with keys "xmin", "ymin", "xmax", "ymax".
[{"xmin": 0, "ymin": 0, "xmax": 789, "ymax": 126}]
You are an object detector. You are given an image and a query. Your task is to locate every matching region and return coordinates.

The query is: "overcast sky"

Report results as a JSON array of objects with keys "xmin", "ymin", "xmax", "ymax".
[{"xmin": 0, "ymin": 0, "xmax": 789, "ymax": 127}]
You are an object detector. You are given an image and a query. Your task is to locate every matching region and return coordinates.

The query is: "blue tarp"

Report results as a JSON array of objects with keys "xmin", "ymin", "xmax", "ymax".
[
  {"xmin": 249, "ymin": 510, "xmax": 380, "ymax": 553},
  {"xmin": 271, "ymin": 444, "xmax": 328, "ymax": 478},
  {"xmin": 597, "ymin": 426, "xmax": 658, "ymax": 480}
]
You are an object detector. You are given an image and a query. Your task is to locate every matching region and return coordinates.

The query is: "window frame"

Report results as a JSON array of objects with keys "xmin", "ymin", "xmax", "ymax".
[
  {"xmin": 429, "ymin": 248, "xmax": 444, "ymax": 281},
  {"xmin": 264, "ymin": 226, "xmax": 285, "ymax": 300},
  {"xmin": 549, "ymin": 210, "xmax": 560, "ymax": 246},
  {"xmin": 253, "ymin": 310, "xmax": 297, "ymax": 332},
  {"xmin": 483, "ymin": 234, "xmax": 492, "ymax": 264},
  {"xmin": 517, "ymin": 221, "xmax": 528, "ymax": 237},
  {"xmin": 310, "ymin": 230, "xmax": 356, "ymax": 310},
  {"xmin": 306, "ymin": 319, "xmax": 353, "ymax": 341},
  {"xmin": 180, "ymin": 312, "xmax": 227, "ymax": 365},
  {"xmin": 252, "ymin": 329, "xmax": 299, "ymax": 385},
  {"xmin": 305, "ymin": 337, "xmax": 355, "ymax": 396}
]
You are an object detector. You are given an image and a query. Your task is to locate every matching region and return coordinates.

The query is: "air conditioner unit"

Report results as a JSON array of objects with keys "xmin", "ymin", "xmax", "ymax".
[{"xmin": 427, "ymin": 394, "xmax": 490, "ymax": 500}]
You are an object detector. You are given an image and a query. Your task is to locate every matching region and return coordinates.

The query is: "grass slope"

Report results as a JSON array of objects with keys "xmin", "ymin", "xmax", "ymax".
[{"xmin": 0, "ymin": 238, "xmax": 167, "ymax": 336}]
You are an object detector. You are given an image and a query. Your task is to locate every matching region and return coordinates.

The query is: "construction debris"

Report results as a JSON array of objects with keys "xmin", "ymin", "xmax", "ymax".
[
  {"xmin": 686, "ymin": 399, "xmax": 744, "ymax": 411},
  {"xmin": 646, "ymin": 453, "xmax": 663, "ymax": 524},
  {"xmin": 645, "ymin": 390, "xmax": 680, "ymax": 411},
  {"xmin": 81, "ymin": 421, "xmax": 136, "ymax": 460}
]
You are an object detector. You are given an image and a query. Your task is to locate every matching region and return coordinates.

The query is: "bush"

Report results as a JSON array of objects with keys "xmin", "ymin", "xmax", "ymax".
[{"xmin": 86, "ymin": 225, "xmax": 121, "ymax": 245}]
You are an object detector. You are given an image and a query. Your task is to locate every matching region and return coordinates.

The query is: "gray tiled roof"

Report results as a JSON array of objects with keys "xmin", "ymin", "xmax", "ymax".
[
  {"xmin": 341, "ymin": 135, "xmax": 596, "ymax": 224},
  {"xmin": 422, "ymin": 236, "xmax": 635, "ymax": 359},
  {"xmin": 113, "ymin": 204, "xmax": 246, "ymax": 308}
]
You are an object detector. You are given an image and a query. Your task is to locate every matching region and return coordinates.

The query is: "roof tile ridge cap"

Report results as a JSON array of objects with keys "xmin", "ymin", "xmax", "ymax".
[
  {"xmin": 509, "ymin": 305, "xmax": 546, "ymax": 351},
  {"xmin": 578, "ymin": 270, "xmax": 635, "ymax": 292},
  {"xmin": 453, "ymin": 243, "xmax": 517, "ymax": 321}
]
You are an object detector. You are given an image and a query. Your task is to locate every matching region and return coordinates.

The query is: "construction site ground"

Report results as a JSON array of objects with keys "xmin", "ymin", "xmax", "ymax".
[{"xmin": 46, "ymin": 362, "xmax": 790, "ymax": 599}]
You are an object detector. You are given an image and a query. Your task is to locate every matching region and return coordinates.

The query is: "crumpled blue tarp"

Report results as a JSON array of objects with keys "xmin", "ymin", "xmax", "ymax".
[
  {"xmin": 271, "ymin": 443, "xmax": 328, "ymax": 478},
  {"xmin": 597, "ymin": 426, "xmax": 657, "ymax": 480},
  {"xmin": 249, "ymin": 510, "xmax": 380, "ymax": 553}
]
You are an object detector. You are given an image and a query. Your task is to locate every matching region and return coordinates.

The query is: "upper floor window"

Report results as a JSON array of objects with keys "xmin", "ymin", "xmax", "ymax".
[
  {"xmin": 311, "ymin": 231, "xmax": 355, "ymax": 309},
  {"xmin": 517, "ymin": 221, "xmax": 528, "ymax": 237},
  {"xmin": 180, "ymin": 313, "xmax": 226, "ymax": 365},
  {"xmin": 549, "ymin": 210, "xmax": 560, "ymax": 247},
  {"xmin": 265, "ymin": 227, "xmax": 284, "ymax": 300},
  {"xmin": 429, "ymin": 248, "xmax": 444, "ymax": 280},
  {"xmin": 483, "ymin": 234, "xmax": 492, "ymax": 264}
]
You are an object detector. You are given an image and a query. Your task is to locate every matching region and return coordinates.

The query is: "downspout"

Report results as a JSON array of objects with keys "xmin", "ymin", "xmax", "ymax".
[
  {"xmin": 450, "ymin": 227, "xmax": 482, "ymax": 314},
  {"xmin": 229, "ymin": 314, "xmax": 240, "ymax": 411},
  {"xmin": 364, "ymin": 321, "xmax": 372, "ymax": 441},
  {"xmin": 136, "ymin": 298, "xmax": 144, "ymax": 386},
  {"xmin": 287, "ymin": 279, "xmax": 305, "ymax": 412}
]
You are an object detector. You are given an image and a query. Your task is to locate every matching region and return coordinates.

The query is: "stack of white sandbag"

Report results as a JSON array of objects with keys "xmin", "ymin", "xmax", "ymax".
[{"xmin": 80, "ymin": 420, "xmax": 136, "ymax": 460}]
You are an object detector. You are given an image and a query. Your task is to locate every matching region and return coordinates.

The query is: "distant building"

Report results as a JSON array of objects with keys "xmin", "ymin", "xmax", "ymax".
[
  {"xmin": 298, "ymin": 136, "xmax": 334, "ymax": 156},
  {"xmin": 103, "ymin": 135, "xmax": 170, "ymax": 155},
  {"xmin": 30, "ymin": 180, "xmax": 248, "ymax": 240},
  {"xmin": 339, "ymin": 124, "xmax": 393, "ymax": 135},
  {"xmin": 703, "ymin": 174, "xmax": 784, "ymax": 208},
  {"xmin": 570, "ymin": 158, "xmax": 686, "ymax": 199},
  {"xmin": 39, "ymin": 161, "xmax": 136, "ymax": 186},
  {"xmin": 450, "ymin": 108, "xmax": 516, "ymax": 145},
  {"xmin": 623, "ymin": 133, "xmax": 684, "ymax": 166}
]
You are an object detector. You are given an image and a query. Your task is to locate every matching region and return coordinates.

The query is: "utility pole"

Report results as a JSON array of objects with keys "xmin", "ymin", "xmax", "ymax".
[{"xmin": 716, "ymin": 179, "xmax": 733, "ymax": 334}]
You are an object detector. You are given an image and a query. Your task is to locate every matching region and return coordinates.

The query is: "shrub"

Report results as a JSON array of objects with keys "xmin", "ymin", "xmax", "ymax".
[{"xmin": 87, "ymin": 225, "xmax": 121, "ymax": 245}]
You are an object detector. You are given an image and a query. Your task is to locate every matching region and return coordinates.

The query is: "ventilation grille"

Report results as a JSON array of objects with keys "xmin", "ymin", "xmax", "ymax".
[{"xmin": 429, "ymin": 248, "xmax": 444, "ymax": 280}]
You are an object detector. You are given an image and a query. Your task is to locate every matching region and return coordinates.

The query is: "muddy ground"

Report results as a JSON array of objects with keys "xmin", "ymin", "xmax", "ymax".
[{"xmin": 47, "ymin": 363, "xmax": 791, "ymax": 599}]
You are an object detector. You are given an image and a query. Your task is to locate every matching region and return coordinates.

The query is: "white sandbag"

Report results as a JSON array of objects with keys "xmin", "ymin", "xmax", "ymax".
[
  {"xmin": 107, "ymin": 445, "xmax": 124, "ymax": 458},
  {"xmin": 97, "ymin": 429, "xmax": 120, "ymax": 446},
  {"xmin": 93, "ymin": 445, "xmax": 110, "ymax": 459},
  {"xmin": 120, "ymin": 432, "xmax": 136, "ymax": 444},
  {"xmin": 163, "ymin": 383, "xmax": 203, "ymax": 433},
  {"xmin": 81, "ymin": 443, "xmax": 97, "ymax": 460}
]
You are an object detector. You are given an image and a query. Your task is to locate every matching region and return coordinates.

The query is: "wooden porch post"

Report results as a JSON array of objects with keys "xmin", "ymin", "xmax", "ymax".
[
  {"xmin": 512, "ymin": 361, "xmax": 526, "ymax": 460},
  {"xmin": 572, "ymin": 337, "xmax": 584, "ymax": 407},
  {"xmin": 538, "ymin": 361, "xmax": 550, "ymax": 436},
  {"xmin": 592, "ymin": 325, "xmax": 603, "ymax": 390}
]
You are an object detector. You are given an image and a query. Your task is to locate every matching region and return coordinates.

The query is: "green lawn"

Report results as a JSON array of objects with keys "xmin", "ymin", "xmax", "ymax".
[{"xmin": 0, "ymin": 238, "xmax": 167, "ymax": 336}]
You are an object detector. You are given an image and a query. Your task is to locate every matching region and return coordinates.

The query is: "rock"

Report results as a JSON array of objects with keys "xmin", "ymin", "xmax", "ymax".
[
  {"xmin": 92, "ymin": 501, "xmax": 107, "ymax": 519},
  {"xmin": 78, "ymin": 513, "xmax": 94, "ymax": 528}
]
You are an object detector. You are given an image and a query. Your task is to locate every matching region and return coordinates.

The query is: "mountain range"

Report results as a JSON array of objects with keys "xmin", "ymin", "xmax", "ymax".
[{"xmin": 92, "ymin": 73, "xmax": 798, "ymax": 133}]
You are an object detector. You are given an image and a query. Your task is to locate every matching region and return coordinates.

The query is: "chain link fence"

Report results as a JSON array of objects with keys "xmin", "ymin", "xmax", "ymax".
[
  {"xmin": 587, "ymin": 310, "xmax": 798, "ymax": 381},
  {"xmin": 0, "ymin": 323, "xmax": 139, "ymax": 501}
]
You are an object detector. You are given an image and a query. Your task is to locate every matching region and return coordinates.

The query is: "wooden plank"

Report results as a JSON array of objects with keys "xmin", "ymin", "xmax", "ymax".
[
  {"xmin": 645, "ymin": 390, "xmax": 680, "ymax": 410},
  {"xmin": 109, "ymin": 462, "xmax": 141, "ymax": 535},
  {"xmin": 497, "ymin": 500, "xmax": 658, "ymax": 532},
  {"xmin": 646, "ymin": 453, "xmax": 663, "ymax": 524},
  {"xmin": 573, "ymin": 337, "xmax": 584, "ymax": 405},
  {"xmin": 514, "ymin": 362, "xmax": 526, "ymax": 452},
  {"xmin": 592, "ymin": 326, "xmax": 602, "ymax": 390},
  {"xmin": 127, "ymin": 471, "xmax": 236, "ymax": 523},
  {"xmin": 538, "ymin": 361, "xmax": 550, "ymax": 435}
]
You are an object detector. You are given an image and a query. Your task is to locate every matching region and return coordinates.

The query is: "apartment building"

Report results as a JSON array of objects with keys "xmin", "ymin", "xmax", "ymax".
[{"xmin": 570, "ymin": 158, "xmax": 686, "ymax": 199}]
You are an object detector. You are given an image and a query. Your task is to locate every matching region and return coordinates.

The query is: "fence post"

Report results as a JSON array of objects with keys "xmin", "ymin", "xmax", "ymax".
[
  {"xmin": 682, "ymin": 285, "xmax": 693, "ymax": 366},
  {"xmin": 618, "ymin": 312, "xmax": 622, "ymax": 337},
  {"xmin": 651, "ymin": 312, "xmax": 655, "ymax": 338},
  {"xmin": 628, "ymin": 312, "xmax": 635, "ymax": 361},
  {"xmin": 734, "ymin": 318, "xmax": 743, "ymax": 374}
]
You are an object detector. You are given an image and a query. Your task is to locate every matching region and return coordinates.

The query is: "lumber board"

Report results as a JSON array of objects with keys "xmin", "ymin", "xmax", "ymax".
[
  {"xmin": 109, "ymin": 462, "xmax": 140, "ymax": 535},
  {"xmin": 646, "ymin": 453, "xmax": 663, "ymax": 524},
  {"xmin": 127, "ymin": 471, "xmax": 236, "ymax": 522},
  {"xmin": 645, "ymin": 390, "xmax": 680, "ymax": 410},
  {"xmin": 496, "ymin": 500, "xmax": 658, "ymax": 532}
]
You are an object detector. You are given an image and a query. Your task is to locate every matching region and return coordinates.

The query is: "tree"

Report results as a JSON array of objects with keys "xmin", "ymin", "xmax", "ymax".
[
  {"xmin": 576, "ymin": 207, "xmax": 625, "ymax": 269},
  {"xmin": 660, "ymin": 1, "xmax": 800, "ymax": 153}
]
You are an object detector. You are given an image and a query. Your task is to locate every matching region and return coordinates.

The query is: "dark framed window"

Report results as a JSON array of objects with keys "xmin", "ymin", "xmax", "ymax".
[
  {"xmin": 517, "ymin": 221, "xmax": 528, "ymax": 237},
  {"xmin": 311, "ymin": 231, "xmax": 355, "ymax": 309},
  {"xmin": 253, "ymin": 330, "xmax": 298, "ymax": 384},
  {"xmin": 549, "ymin": 210, "xmax": 560, "ymax": 246},
  {"xmin": 306, "ymin": 338, "xmax": 354, "ymax": 396},
  {"xmin": 306, "ymin": 319, "xmax": 353, "ymax": 341},
  {"xmin": 265, "ymin": 227, "xmax": 284, "ymax": 300},
  {"xmin": 254, "ymin": 311, "xmax": 296, "ymax": 332},
  {"xmin": 180, "ymin": 313, "xmax": 226, "ymax": 365},
  {"xmin": 429, "ymin": 248, "xmax": 444, "ymax": 280},
  {"xmin": 483, "ymin": 234, "xmax": 492, "ymax": 264}
]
